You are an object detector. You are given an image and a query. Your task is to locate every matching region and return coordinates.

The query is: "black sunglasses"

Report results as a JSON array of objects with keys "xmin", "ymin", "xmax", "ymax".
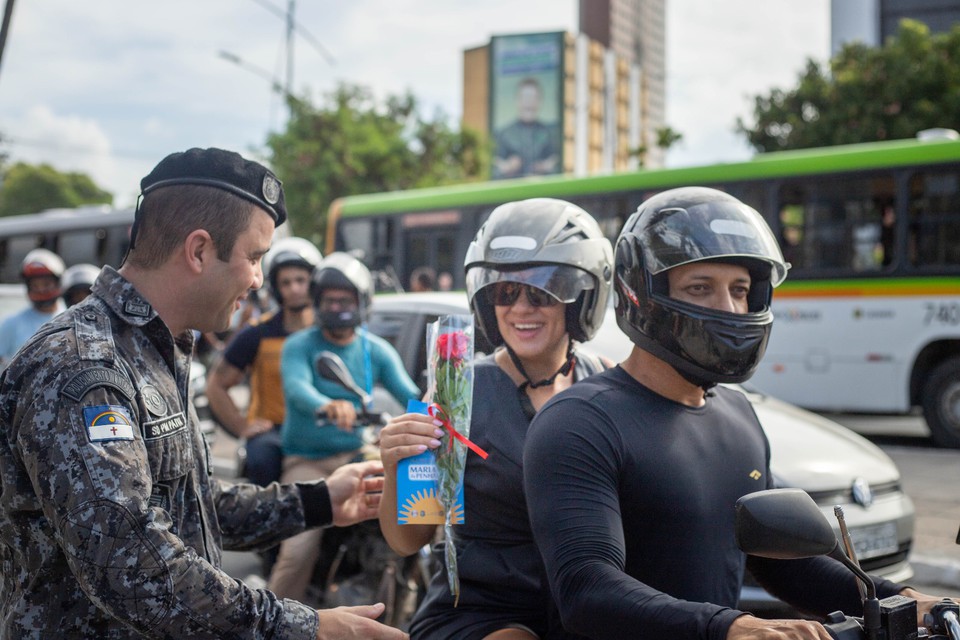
[{"xmin": 489, "ymin": 282, "xmax": 559, "ymax": 307}]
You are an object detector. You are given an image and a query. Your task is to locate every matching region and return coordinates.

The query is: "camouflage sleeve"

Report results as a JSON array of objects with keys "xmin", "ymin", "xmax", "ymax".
[
  {"xmin": 213, "ymin": 477, "xmax": 333, "ymax": 551},
  {"xmin": 15, "ymin": 370, "xmax": 319, "ymax": 640}
]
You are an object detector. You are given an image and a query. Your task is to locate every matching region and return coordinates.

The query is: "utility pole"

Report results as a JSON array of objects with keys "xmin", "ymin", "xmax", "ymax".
[
  {"xmin": 0, "ymin": 0, "xmax": 17, "ymax": 87},
  {"xmin": 285, "ymin": 0, "xmax": 295, "ymax": 99}
]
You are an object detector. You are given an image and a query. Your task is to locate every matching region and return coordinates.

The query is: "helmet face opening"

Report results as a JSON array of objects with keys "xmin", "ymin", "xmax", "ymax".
[{"xmin": 310, "ymin": 252, "xmax": 373, "ymax": 330}]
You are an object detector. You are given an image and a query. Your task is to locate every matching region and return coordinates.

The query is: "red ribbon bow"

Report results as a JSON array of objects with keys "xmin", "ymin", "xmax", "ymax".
[{"xmin": 428, "ymin": 403, "xmax": 489, "ymax": 460}]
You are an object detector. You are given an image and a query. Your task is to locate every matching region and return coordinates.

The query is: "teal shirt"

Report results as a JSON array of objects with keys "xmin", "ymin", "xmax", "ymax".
[{"xmin": 280, "ymin": 326, "xmax": 420, "ymax": 459}]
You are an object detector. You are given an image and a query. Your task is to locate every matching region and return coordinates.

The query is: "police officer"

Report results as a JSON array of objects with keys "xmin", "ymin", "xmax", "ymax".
[{"xmin": 0, "ymin": 148, "xmax": 407, "ymax": 639}]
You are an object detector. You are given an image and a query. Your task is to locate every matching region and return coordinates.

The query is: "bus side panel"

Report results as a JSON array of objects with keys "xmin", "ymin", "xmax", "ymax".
[{"xmin": 753, "ymin": 292, "xmax": 960, "ymax": 414}]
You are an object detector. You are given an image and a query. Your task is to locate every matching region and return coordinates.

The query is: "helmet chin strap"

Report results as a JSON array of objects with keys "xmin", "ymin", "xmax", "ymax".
[
  {"xmin": 506, "ymin": 337, "xmax": 576, "ymax": 391},
  {"xmin": 507, "ymin": 337, "xmax": 577, "ymax": 421}
]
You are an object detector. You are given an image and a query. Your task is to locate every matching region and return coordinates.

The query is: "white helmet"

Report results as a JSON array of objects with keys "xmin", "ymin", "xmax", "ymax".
[{"xmin": 21, "ymin": 249, "xmax": 65, "ymax": 303}]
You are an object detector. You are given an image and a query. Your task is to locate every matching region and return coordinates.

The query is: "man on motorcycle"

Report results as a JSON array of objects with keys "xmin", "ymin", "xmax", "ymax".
[
  {"xmin": 523, "ymin": 187, "xmax": 959, "ymax": 639},
  {"xmin": 268, "ymin": 252, "xmax": 421, "ymax": 603}
]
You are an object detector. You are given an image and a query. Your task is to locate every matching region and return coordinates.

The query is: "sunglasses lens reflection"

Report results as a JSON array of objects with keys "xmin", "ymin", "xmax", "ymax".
[{"xmin": 491, "ymin": 282, "xmax": 557, "ymax": 307}]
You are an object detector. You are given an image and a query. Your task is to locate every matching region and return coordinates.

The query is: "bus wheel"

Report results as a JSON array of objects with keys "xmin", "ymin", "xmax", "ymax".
[{"xmin": 922, "ymin": 358, "xmax": 960, "ymax": 449}]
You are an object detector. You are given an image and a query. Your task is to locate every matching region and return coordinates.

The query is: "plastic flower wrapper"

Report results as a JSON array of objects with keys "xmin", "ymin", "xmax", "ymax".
[{"xmin": 425, "ymin": 313, "xmax": 487, "ymax": 604}]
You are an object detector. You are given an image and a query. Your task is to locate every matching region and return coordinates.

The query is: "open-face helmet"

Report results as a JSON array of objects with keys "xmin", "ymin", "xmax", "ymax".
[
  {"xmin": 61, "ymin": 263, "xmax": 101, "ymax": 305},
  {"xmin": 311, "ymin": 252, "xmax": 374, "ymax": 330},
  {"xmin": 21, "ymin": 248, "xmax": 65, "ymax": 303},
  {"xmin": 464, "ymin": 198, "xmax": 613, "ymax": 346},
  {"xmin": 614, "ymin": 186, "xmax": 789, "ymax": 386},
  {"xmin": 262, "ymin": 237, "xmax": 322, "ymax": 305}
]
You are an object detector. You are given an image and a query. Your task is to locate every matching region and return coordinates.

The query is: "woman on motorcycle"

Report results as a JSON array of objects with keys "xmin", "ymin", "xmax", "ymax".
[{"xmin": 378, "ymin": 198, "xmax": 613, "ymax": 640}]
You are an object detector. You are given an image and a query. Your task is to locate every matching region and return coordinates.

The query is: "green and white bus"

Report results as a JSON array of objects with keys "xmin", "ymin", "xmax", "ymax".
[{"xmin": 327, "ymin": 133, "xmax": 960, "ymax": 446}]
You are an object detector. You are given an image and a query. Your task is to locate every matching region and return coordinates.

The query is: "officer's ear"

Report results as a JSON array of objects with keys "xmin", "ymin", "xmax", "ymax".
[{"xmin": 183, "ymin": 229, "xmax": 215, "ymax": 274}]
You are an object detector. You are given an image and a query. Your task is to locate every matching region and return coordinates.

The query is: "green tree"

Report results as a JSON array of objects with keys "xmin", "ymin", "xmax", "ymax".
[
  {"xmin": 266, "ymin": 83, "xmax": 489, "ymax": 240},
  {"xmin": 737, "ymin": 20, "xmax": 960, "ymax": 152},
  {"xmin": 0, "ymin": 162, "xmax": 113, "ymax": 217}
]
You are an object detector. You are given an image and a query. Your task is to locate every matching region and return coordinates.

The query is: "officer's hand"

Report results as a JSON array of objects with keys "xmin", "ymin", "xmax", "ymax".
[
  {"xmin": 378, "ymin": 413, "xmax": 443, "ymax": 472},
  {"xmin": 326, "ymin": 460, "xmax": 385, "ymax": 527},
  {"xmin": 315, "ymin": 604, "xmax": 408, "ymax": 639},
  {"xmin": 727, "ymin": 614, "xmax": 833, "ymax": 639},
  {"xmin": 322, "ymin": 400, "xmax": 357, "ymax": 431}
]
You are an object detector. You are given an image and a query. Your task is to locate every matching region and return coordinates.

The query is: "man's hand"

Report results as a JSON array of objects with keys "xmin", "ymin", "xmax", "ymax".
[
  {"xmin": 315, "ymin": 604, "xmax": 408, "ymax": 639},
  {"xmin": 901, "ymin": 587, "xmax": 960, "ymax": 627},
  {"xmin": 240, "ymin": 417, "xmax": 274, "ymax": 439},
  {"xmin": 325, "ymin": 460, "xmax": 384, "ymax": 527},
  {"xmin": 322, "ymin": 400, "xmax": 357, "ymax": 431},
  {"xmin": 727, "ymin": 614, "xmax": 833, "ymax": 639}
]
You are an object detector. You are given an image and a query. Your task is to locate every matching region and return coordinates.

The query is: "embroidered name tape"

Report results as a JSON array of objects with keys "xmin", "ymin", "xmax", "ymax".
[{"xmin": 83, "ymin": 405, "xmax": 135, "ymax": 442}]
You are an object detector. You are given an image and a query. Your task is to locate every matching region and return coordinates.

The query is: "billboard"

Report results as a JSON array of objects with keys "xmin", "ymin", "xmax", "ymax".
[{"xmin": 489, "ymin": 32, "xmax": 564, "ymax": 180}]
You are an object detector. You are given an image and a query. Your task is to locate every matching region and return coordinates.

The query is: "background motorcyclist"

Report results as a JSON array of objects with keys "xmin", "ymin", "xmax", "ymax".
[
  {"xmin": 523, "ymin": 187, "xmax": 960, "ymax": 639},
  {"xmin": 207, "ymin": 236, "xmax": 322, "ymax": 488},
  {"xmin": 61, "ymin": 263, "xmax": 101, "ymax": 307},
  {"xmin": 267, "ymin": 251, "xmax": 420, "ymax": 603},
  {"xmin": 0, "ymin": 248, "xmax": 66, "ymax": 368}
]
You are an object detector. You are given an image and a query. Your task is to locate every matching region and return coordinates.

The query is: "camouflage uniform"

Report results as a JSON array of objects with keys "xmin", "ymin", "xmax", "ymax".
[{"xmin": 0, "ymin": 267, "xmax": 327, "ymax": 639}]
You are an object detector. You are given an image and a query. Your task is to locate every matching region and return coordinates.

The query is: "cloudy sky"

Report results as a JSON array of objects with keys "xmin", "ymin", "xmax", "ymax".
[{"xmin": 0, "ymin": 0, "xmax": 830, "ymax": 208}]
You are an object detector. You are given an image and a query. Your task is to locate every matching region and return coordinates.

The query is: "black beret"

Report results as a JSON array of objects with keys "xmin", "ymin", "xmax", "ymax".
[{"xmin": 139, "ymin": 147, "xmax": 286, "ymax": 226}]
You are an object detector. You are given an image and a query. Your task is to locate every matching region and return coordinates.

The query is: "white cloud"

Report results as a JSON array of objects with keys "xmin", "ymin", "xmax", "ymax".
[{"xmin": 0, "ymin": 0, "xmax": 830, "ymax": 207}]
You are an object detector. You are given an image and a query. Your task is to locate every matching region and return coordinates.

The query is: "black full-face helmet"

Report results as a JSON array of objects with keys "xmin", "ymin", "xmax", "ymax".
[
  {"xmin": 262, "ymin": 237, "xmax": 322, "ymax": 305},
  {"xmin": 465, "ymin": 198, "xmax": 613, "ymax": 346},
  {"xmin": 614, "ymin": 187, "xmax": 789, "ymax": 386},
  {"xmin": 311, "ymin": 252, "xmax": 374, "ymax": 330}
]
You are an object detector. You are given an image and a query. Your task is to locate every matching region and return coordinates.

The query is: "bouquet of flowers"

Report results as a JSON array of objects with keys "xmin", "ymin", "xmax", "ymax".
[{"xmin": 425, "ymin": 314, "xmax": 486, "ymax": 603}]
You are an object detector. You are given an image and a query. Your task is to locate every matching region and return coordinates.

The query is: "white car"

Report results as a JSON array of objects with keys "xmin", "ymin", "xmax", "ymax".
[{"xmin": 367, "ymin": 290, "xmax": 915, "ymax": 613}]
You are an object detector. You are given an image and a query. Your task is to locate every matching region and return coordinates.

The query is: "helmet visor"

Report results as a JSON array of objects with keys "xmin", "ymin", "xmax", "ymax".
[
  {"xmin": 638, "ymin": 200, "xmax": 788, "ymax": 286},
  {"xmin": 467, "ymin": 264, "xmax": 594, "ymax": 305}
]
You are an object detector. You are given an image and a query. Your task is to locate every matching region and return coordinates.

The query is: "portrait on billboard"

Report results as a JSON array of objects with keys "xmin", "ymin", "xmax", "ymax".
[{"xmin": 490, "ymin": 32, "xmax": 564, "ymax": 180}]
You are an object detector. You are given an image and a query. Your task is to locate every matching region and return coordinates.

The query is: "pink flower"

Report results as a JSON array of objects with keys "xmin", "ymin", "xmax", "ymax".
[{"xmin": 436, "ymin": 331, "xmax": 469, "ymax": 364}]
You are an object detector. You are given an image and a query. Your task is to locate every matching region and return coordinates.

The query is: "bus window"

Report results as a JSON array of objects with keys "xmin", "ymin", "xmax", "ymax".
[
  {"xmin": 908, "ymin": 169, "xmax": 960, "ymax": 269},
  {"xmin": 1, "ymin": 235, "xmax": 44, "ymax": 282},
  {"xmin": 778, "ymin": 174, "xmax": 895, "ymax": 275},
  {"xmin": 339, "ymin": 219, "xmax": 375, "ymax": 262},
  {"xmin": 58, "ymin": 228, "xmax": 104, "ymax": 267}
]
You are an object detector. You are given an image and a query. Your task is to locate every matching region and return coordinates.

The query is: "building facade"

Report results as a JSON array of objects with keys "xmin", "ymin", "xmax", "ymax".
[{"xmin": 832, "ymin": 0, "xmax": 960, "ymax": 54}]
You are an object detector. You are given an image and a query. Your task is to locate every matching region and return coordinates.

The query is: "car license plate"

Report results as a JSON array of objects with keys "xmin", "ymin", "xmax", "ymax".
[{"xmin": 849, "ymin": 522, "xmax": 899, "ymax": 560}]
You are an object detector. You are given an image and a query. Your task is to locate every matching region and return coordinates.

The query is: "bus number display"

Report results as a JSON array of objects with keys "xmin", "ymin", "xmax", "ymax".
[{"xmin": 923, "ymin": 303, "xmax": 960, "ymax": 326}]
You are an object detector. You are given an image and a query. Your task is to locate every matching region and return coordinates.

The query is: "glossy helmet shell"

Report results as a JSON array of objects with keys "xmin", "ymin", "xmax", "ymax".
[
  {"xmin": 21, "ymin": 248, "xmax": 65, "ymax": 303},
  {"xmin": 614, "ymin": 186, "xmax": 789, "ymax": 384},
  {"xmin": 464, "ymin": 198, "xmax": 613, "ymax": 345},
  {"xmin": 262, "ymin": 237, "xmax": 322, "ymax": 304},
  {"xmin": 310, "ymin": 252, "xmax": 375, "ymax": 325}
]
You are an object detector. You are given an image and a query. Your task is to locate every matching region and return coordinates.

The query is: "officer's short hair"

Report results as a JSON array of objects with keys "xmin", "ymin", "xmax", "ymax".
[{"xmin": 127, "ymin": 148, "xmax": 287, "ymax": 269}]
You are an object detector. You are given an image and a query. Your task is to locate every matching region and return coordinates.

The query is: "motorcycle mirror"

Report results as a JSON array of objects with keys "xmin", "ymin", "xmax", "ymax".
[
  {"xmin": 315, "ymin": 351, "xmax": 372, "ymax": 408},
  {"xmin": 735, "ymin": 488, "xmax": 839, "ymax": 559}
]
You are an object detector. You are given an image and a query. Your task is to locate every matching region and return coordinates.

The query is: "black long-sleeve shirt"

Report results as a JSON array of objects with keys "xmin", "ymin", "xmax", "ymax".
[{"xmin": 523, "ymin": 366, "xmax": 903, "ymax": 640}]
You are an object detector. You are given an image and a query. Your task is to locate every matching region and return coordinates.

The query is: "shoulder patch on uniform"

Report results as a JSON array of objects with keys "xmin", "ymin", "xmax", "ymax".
[
  {"xmin": 83, "ymin": 405, "xmax": 135, "ymax": 442},
  {"xmin": 61, "ymin": 367, "xmax": 136, "ymax": 402}
]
